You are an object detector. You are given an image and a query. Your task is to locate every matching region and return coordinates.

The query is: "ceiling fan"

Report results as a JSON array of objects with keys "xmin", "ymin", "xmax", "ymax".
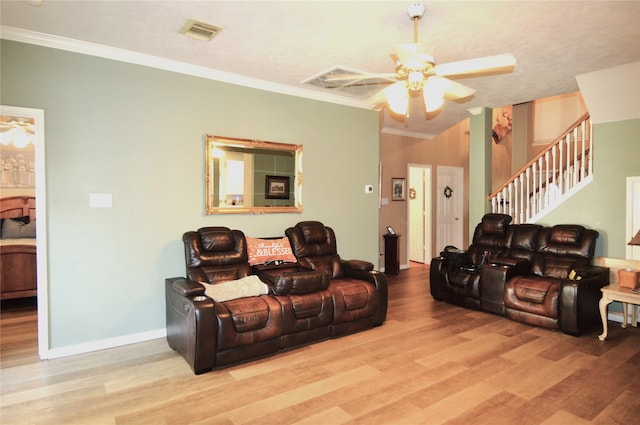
[{"xmin": 327, "ymin": 2, "xmax": 516, "ymax": 116}]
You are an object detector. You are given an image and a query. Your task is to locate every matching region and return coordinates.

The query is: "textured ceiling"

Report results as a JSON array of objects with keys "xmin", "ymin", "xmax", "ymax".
[{"xmin": 1, "ymin": 1, "xmax": 639, "ymax": 138}]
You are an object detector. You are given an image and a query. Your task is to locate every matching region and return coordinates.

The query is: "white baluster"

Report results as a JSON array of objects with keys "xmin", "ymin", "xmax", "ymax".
[
  {"xmin": 558, "ymin": 136, "xmax": 564, "ymax": 195},
  {"xmin": 565, "ymin": 134, "xmax": 572, "ymax": 191},
  {"xmin": 588, "ymin": 118, "xmax": 593, "ymax": 176},
  {"xmin": 538, "ymin": 157, "xmax": 544, "ymax": 212},
  {"xmin": 573, "ymin": 127, "xmax": 578, "ymax": 186},
  {"xmin": 551, "ymin": 145, "xmax": 557, "ymax": 204},
  {"xmin": 525, "ymin": 167, "xmax": 533, "ymax": 221},
  {"xmin": 513, "ymin": 177, "xmax": 520, "ymax": 224}
]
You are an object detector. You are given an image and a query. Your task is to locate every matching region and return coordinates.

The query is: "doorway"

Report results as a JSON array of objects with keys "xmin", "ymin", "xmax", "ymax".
[
  {"xmin": 408, "ymin": 164, "xmax": 431, "ymax": 263},
  {"xmin": 0, "ymin": 105, "xmax": 49, "ymax": 359}
]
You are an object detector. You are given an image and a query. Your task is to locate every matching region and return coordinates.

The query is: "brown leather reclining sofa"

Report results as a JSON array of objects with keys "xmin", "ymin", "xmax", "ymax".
[
  {"xmin": 430, "ymin": 213, "xmax": 609, "ymax": 336},
  {"xmin": 165, "ymin": 221, "xmax": 388, "ymax": 374}
]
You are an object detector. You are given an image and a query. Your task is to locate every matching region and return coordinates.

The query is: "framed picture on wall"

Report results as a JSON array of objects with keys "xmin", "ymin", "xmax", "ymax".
[
  {"xmin": 265, "ymin": 175, "xmax": 290, "ymax": 199},
  {"xmin": 392, "ymin": 177, "xmax": 405, "ymax": 201}
]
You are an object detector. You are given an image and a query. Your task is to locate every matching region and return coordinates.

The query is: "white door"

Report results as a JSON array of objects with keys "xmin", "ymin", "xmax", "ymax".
[
  {"xmin": 409, "ymin": 165, "xmax": 431, "ymax": 263},
  {"xmin": 437, "ymin": 166, "xmax": 464, "ymax": 251}
]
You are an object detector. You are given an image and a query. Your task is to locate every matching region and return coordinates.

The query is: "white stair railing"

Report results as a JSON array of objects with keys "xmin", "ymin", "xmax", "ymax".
[{"xmin": 489, "ymin": 113, "xmax": 592, "ymax": 223}]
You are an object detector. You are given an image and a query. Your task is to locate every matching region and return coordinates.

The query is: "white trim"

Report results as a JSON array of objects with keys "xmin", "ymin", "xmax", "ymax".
[
  {"xmin": 527, "ymin": 175, "xmax": 594, "ymax": 223},
  {"xmin": 42, "ymin": 329, "xmax": 166, "ymax": 360},
  {"xmin": 0, "ymin": 25, "xmax": 373, "ymax": 111},
  {"xmin": 626, "ymin": 176, "xmax": 640, "ymax": 260}
]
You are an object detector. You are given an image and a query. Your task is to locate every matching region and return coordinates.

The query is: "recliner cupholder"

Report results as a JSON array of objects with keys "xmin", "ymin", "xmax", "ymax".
[{"xmin": 193, "ymin": 296, "xmax": 208, "ymax": 302}]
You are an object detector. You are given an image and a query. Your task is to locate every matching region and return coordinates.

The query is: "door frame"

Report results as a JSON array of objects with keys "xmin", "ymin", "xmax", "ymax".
[{"xmin": 1, "ymin": 105, "xmax": 49, "ymax": 358}]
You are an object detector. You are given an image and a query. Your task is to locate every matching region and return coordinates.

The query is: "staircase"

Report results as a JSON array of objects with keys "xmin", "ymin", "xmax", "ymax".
[{"xmin": 488, "ymin": 112, "xmax": 592, "ymax": 224}]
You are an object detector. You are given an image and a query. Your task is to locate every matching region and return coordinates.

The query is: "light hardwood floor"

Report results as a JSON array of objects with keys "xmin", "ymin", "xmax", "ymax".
[{"xmin": 1, "ymin": 264, "xmax": 639, "ymax": 425}]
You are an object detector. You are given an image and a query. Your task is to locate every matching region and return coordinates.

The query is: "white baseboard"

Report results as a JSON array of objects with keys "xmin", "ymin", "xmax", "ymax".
[{"xmin": 40, "ymin": 328, "xmax": 166, "ymax": 360}]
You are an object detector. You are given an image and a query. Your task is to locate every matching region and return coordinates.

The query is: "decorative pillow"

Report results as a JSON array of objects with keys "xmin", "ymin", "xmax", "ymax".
[
  {"xmin": 200, "ymin": 275, "xmax": 268, "ymax": 302},
  {"xmin": 0, "ymin": 216, "xmax": 30, "ymax": 239},
  {"xmin": 246, "ymin": 236, "xmax": 297, "ymax": 265},
  {"xmin": 1, "ymin": 218, "xmax": 36, "ymax": 239}
]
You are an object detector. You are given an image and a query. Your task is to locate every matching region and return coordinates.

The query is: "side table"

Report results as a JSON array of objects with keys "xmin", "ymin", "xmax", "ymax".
[
  {"xmin": 383, "ymin": 233, "xmax": 400, "ymax": 275},
  {"xmin": 598, "ymin": 283, "xmax": 640, "ymax": 341}
]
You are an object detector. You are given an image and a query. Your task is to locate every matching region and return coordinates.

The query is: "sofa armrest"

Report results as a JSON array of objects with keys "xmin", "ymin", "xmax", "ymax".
[
  {"xmin": 341, "ymin": 263, "xmax": 388, "ymax": 325},
  {"xmin": 429, "ymin": 257, "xmax": 447, "ymax": 300},
  {"xmin": 479, "ymin": 261, "xmax": 530, "ymax": 315},
  {"xmin": 490, "ymin": 257, "xmax": 531, "ymax": 273},
  {"xmin": 256, "ymin": 267, "xmax": 330, "ymax": 295},
  {"xmin": 343, "ymin": 259, "xmax": 375, "ymax": 272},
  {"xmin": 165, "ymin": 277, "xmax": 217, "ymax": 374},
  {"xmin": 559, "ymin": 266, "xmax": 610, "ymax": 336},
  {"xmin": 170, "ymin": 277, "xmax": 206, "ymax": 297}
]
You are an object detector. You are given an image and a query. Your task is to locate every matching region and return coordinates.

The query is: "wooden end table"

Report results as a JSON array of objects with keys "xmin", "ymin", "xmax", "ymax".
[{"xmin": 598, "ymin": 283, "xmax": 640, "ymax": 341}]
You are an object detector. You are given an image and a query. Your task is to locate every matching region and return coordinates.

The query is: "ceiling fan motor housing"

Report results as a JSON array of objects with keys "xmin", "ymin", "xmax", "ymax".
[{"xmin": 407, "ymin": 2, "xmax": 426, "ymax": 20}]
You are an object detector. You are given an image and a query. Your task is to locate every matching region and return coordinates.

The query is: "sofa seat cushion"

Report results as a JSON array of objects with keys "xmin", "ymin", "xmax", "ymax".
[
  {"xmin": 504, "ymin": 276, "xmax": 560, "ymax": 319},
  {"xmin": 277, "ymin": 290, "xmax": 333, "ymax": 334},
  {"xmin": 224, "ymin": 297, "xmax": 271, "ymax": 332},
  {"xmin": 216, "ymin": 295, "xmax": 283, "ymax": 350},
  {"xmin": 445, "ymin": 270, "xmax": 481, "ymax": 298},
  {"xmin": 329, "ymin": 279, "xmax": 380, "ymax": 324},
  {"xmin": 513, "ymin": 279, "xmax": 553, "ymax": 304}
]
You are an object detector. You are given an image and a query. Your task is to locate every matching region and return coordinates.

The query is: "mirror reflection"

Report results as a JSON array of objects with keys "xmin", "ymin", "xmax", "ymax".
[{"xmin": 205, "ymin": 135, "xmax": 302, "ymax": 214}]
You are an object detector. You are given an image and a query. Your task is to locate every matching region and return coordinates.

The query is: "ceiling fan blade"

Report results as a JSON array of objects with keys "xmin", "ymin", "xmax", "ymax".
[
  {"xmin": 436, "ymin": 77, "xmax": 476, "ymax": 99},
  {"xmin": 325, "ymin": 73, "xmax": 396, "ymax": 82},
  {"xmin": 434, "ymin": 53, "xmax": 516, "ymax": 77}
]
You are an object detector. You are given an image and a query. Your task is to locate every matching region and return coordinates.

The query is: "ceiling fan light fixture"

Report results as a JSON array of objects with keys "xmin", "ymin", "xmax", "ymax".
[
  {"xmin": 407, "ymin": 70, "xmax": 424, "ymax": 90},
  {"xmin": 385, "ymin": 82, "xmax": 409, "ymax": 115}
]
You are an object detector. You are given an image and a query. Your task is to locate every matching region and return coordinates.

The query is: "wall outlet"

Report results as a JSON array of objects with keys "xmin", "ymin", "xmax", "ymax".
[{"xmin": 364, "ymin": 185, "xmax": 374, "ymax": 193}]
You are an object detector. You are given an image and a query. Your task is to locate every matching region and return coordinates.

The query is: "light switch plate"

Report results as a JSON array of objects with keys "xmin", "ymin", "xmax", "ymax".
[{"xmin": 89, "ymin": 193, "xmax": 112, "ymax": 208}]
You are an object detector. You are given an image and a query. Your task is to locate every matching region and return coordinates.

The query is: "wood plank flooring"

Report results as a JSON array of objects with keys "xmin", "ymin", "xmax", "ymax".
[{"xmin": 1, "ymin": 264, "xmax": 639, "ymax": 424}]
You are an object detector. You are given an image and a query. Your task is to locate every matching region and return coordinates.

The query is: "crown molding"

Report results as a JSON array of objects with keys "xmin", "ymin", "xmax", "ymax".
[
  {"xmin": 381, "ymin": 126, "xmax": 435, "ymax": 140},
  {"xmin": 0, "ymin": 25, "xmax": 373, "ymax": 110}
]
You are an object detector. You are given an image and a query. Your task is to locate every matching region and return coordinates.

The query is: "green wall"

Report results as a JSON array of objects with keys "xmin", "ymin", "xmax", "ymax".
[
  {"xmin": 538, "ymin": 118, "xmax": 640, "ymax": 257},
  {"xmin": 1, "ymin": 40, "xmax": 380, "ymax": 350}
]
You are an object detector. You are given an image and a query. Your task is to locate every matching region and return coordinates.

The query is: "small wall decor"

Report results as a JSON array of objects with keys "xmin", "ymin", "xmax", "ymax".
[
  {"xmin": 492, "ymin": 110, "xmax": 512, "ymax": 144},
  {"xmin": 392, "ymin": 178, "xmax": 406, "ymax": 201},
  {"xmin": 409, "ymin": 187, "xmax": 416, "ymax": 200},
  {"xmin": 265, "ymin": 175, "xmax": 290, "ymax": 199},
  {"xmin": 444, "ymin": 186, "xmax": 453, "ymax": 198}
]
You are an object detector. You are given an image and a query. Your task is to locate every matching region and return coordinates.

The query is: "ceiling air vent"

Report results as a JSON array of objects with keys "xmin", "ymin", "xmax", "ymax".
[
  {"xmin": 181, "ymin": 19, "xmax": 223, "ymax": 41},
  {"xmin": 303, "ymin": 66, "xmax": 394, "ymax": 99}
]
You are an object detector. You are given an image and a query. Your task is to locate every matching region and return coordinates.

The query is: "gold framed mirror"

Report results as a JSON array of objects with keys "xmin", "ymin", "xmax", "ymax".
[{"xmin": 205, "ymin": 135, "xmax": 302, "ymax": 214}]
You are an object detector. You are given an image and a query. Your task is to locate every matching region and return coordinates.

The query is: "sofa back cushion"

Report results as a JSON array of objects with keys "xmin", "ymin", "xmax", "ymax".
[
  {"xmin": 505, "ymin": 224, "xmax": 543, "ymax": 261},
  {"xmin": 183, "ymin": 227, "xmax": 251, "ymax": 283},
  {"xmin": 285, "ymin": 221, "xmax": 343, "ymax": 278},
  {"xmin": 468, "ymin": 214, "xmax": 512, "ymax": 265},
  {"xmin": 531, "ymin": 225, "xmax": 598, "ymax": 278}
]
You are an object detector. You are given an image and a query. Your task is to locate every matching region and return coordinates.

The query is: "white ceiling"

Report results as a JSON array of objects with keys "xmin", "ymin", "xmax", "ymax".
[{"xmin": 2, "ymin": 0, "xmax": 639, "ymax": 138}]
